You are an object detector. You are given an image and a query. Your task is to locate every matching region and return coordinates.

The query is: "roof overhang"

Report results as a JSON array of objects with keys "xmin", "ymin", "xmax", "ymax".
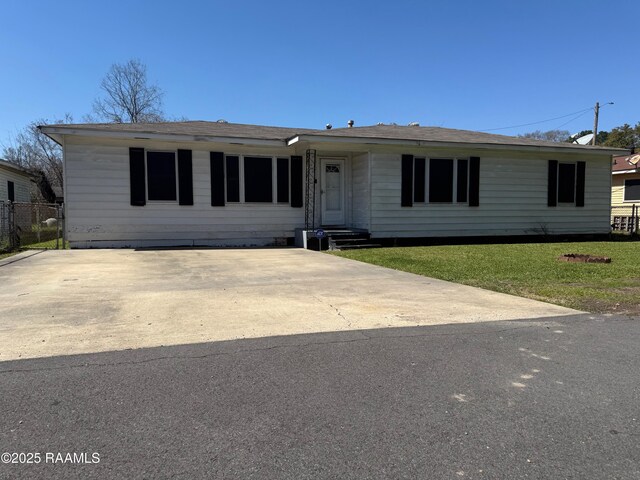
[
  {"xmin": 288, "ymin": 134, "xmax": 626, "ymax": 155},
  {"xmin": 38, "ymin": 126, "xmax": 288, "ymax": 147},
  {"xmin": 0, "ymin": 159, "xmax": 35, "ymax": 178}
]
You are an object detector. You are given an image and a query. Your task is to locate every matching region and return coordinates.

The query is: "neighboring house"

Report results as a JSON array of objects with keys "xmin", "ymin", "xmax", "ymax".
[
  {"xmin": 0, "ymin": 159, "xmax": 32, "ymax": 203},
  {"xmin": 611, "ymin": 152, "xmax": 640, "ymax": 231},
  {"xmin": 39, "ymin": 121, "xmax": 624, "ymax": 249}
]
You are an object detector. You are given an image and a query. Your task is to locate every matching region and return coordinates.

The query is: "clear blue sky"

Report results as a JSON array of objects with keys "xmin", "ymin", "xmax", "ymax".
[{"xmin": 1, "ymin": 0, "xmax": 637, "ymax": 146}]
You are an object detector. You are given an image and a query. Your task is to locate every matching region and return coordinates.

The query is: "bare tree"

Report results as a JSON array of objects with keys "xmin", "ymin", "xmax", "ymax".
[
  {"xmin": 2, "ymin": 115, "xmax": 70, "ymax": 202},
  {"xmin": 518, "ymin": 129, "xmax": 571, "ymax": 143},
  {"xmin": 92, "ymin": 59, "xmax": 164, "ymax": 123}
]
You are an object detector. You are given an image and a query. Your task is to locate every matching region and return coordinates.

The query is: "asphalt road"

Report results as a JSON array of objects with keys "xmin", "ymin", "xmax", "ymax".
[{"xmin": 0, "ymin": 314, "xmax": 638, "ymax": 479}]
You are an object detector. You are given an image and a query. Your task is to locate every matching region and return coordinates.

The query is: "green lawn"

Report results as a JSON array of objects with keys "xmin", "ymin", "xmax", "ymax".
[
  {"xmin": 20, "ymin": 238, "xmax": 69, "ymax": 249},
  {"xmin": 0, "ymin": 251, "xmax": 17, "ymax": 261},
  {"xmin": 333, "ymin": 241, "xmax": 640, "ymax": 314}
]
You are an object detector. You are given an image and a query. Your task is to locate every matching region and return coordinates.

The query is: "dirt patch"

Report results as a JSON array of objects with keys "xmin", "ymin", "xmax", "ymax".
[{"xmin": 558, "ymin": 254, "xmax": 611, "ymax": 264}]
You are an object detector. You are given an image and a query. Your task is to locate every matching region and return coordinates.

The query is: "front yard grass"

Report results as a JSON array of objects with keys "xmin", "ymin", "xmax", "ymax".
[
  {"xmin": 0, "ymin": 251, "xmax": 17, "ymax": 261},
  {"xmin": 333, "ymin": 241, "xmax": 640, "ymax": 314}
]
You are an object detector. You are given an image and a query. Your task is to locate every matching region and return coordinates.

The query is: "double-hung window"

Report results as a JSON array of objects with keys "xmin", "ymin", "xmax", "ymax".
[
  {"xmin": 557, "ymin": 163, "xmax": 576, "ymax": 203},
  {"xmin": 624, "ymin": 179, "xmax": 640, "ymax": 202},
  {"xmin": 402, "ymin": 154, "xmax": 479, "ymax": 207},
  {"xmin": 221, "ymin": 155, "xmax": 290, "ymax": 204},
  {"xmin": 411, "ymin": 157, "xmax": 470, "ymax": 204},
  {"xmin": 244, "ymin": 157, "xmax": 273, "ymax": 203},
  {"xmin": 7, "ymin": 181, "xmax": 15, "ymax": 202},
  {"xmin": 547, "ymin": 160, "xmax": 585, "ymax": 207},
  {"xmin": 147, "ymin": 151, "xmax": 177, "ymax": 201}
]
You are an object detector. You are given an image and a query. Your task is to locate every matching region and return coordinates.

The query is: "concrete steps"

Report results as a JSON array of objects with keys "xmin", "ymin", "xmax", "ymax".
[{"xmin": 326, "ymin": 230, "xmax": 382, "ymax": 251}]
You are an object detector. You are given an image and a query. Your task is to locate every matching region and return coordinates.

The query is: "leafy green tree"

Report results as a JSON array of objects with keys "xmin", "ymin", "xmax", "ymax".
[
  {"xmin": 603, "ymin": 123, "xmax": 640, "ymax": 149},
  {"xmin": 570, "ymin": 129, "xmax": 609, "ymax": 145}
]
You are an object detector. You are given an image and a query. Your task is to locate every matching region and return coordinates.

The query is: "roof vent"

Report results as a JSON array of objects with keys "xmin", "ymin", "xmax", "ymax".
[
  {"xmin": 347, "ymin": 120, "xmax": 354, "ymax": 128},
  {"xmin": 216, "ymin": 119, "xmax": 228, "ymax": 123},
  {"xmin": 326, "ymin": 124, "xmax": 332, "ymax": 130},
  {"xmin": 408, "ymin": 122, "xmax": 420, "ymax": 127}
]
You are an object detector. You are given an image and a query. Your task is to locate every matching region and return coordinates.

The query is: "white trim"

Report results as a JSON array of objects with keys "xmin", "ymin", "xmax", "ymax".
[
  {"xmin": 613, "ymin": 169, "xmax": 639, "ymax": 175},
  {"xmin": 367, "ymin": 151, "xmax": 372, "ymax": 231},
  {"xmin": 40, "ymin": 127, "xmax": 286, "ymax": 147},
  {"xmin": 41, "ymin": 126, "xmax": 626, "ymax": 155},
  {"xmin": 271, "ymin": 157, "xmax": 277, "ymax": 205},
  {"xmin": 290, "ymin": 134, "xmax": 625, "ymax": 155},
  {"xmin": 0, "ymin": 159, "xmax": 34, "ymax": 178},
  {"xmin": 452, "ymin": 158, "xmax": 458, "ymax": 203}
]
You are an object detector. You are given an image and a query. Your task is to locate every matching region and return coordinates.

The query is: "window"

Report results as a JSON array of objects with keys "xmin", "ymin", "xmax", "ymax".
[
  {"xmin": 429, "ymin": 159, "xmax": 454, "ymax": 203},
  {"xmin": 624, "ymin": 179, "xmax": 640, "ymax": 201},
  {"xmin": 226, "ymin": 156, "xmax": 240, "ymax": 202},
  {"xmin": 277, "ymin": 158, "xmax": 289, "ymax": 203},
  {"xmin": 7, "ymin": 181, "xmax": 15, "ymax": 202},
  {"xmin": 408, "ymin": 157, "xmax": 471, "ymax": 204},
  {"xmin": 244, "ymin": 157, "xmax": 273, "ymax": 202},
  {"xmin": 413, "ymin": 158, "xmax": 426, "ymax": 203},
  {"xmin": 548, "ymin": 160, "xmax": 585, "ymax": 207},
  {"xmin": 213, "ymin": 154, "xmax": 292, "ymax": 205},
  {"xmin": 456, "ymin": 159, "xmax": 468, "ymax": 203},
  {"xmin": 558, "ymin": 163, "xmax": 576, "ymax": 203},
  {"xmin": 147, "ymin": 151, "xmax": 177, "ymax": 201}
]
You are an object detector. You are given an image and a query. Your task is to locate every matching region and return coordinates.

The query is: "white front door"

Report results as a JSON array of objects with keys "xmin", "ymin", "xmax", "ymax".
[{"xmin": 320, "ymin": 158, "xmax": 345, "ymax": 226}]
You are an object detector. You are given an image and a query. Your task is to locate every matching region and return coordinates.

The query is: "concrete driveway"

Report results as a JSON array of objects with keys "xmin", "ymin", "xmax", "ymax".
[{"xmin": 0, "ymin": 248, "xmax": 578, "ymax": 361}]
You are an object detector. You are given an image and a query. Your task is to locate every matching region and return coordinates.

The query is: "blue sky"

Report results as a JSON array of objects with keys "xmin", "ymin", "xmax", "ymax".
[{"xmin": 0, "ymin": 0, "xmax": 637, "ymax": 146}]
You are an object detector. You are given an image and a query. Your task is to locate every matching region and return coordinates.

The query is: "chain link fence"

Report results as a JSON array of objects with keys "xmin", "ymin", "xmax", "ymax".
[
  {"xmin": 611, "ymin": 204, "xmax": 638, "ymax": 235},
  {"xmin": 0, "ymin": 202, "xmax": 65, "ymax": 252}
]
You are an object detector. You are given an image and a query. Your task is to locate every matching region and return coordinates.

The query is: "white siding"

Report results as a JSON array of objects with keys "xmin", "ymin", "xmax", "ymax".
[
  {"xmin": 64, "ymin": 137, "xmax": 305, "ymax": 248},
  {"xmin": 351, "ymin": 152, "xmax": 370, "ymax": 229},
  {"xmin": 370, "ymin": 151, "xmax": 612, "ymax": 238},
  {"xmin": 0, "ymin": 167, "xmax": 31, "ymax": 202},
  {"xmin": 63, "ymin": 135, "xmax": 614, "ymax": 247}
]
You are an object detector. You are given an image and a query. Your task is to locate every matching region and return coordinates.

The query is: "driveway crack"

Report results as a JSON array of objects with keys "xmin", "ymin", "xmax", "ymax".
[{"xmin": 328, "ymin": 302, "xmax": 351, "ymax": 327}]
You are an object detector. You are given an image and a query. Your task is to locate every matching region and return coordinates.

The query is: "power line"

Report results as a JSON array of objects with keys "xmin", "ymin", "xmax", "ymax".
[
  {"xmin": 480, "ymin": 106, "xmax": 594, "ymax": 132},
  {"xmin": 553, "ymin": 109, "xmax": 593, "ymax": 130}
]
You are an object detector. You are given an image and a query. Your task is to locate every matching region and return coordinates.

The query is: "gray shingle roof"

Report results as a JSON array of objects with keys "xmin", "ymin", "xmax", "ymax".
[
  {"xmin": 40, "ymin": 121, "xmax": 318, "ymax": 141},
  {"xmin": 0, "ymin": 158, "xmax": 33, "ymax": 176},
  {"xmin": 304, "ymin": 124, "xmax": 619, "ymax": 150},
  {"xmin": 39, "ymin": 121, "xmax": 624, "ymax": 152}
]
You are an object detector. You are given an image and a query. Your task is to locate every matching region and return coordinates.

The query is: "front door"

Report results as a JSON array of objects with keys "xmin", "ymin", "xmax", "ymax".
[{"xmin": 320, "ymin": 158, "xmax": 345, "ymax": 226}]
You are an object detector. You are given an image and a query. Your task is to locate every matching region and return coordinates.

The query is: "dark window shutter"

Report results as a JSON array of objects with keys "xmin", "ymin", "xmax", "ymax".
[
  {"xmin": 413, "ymin": 158, "xmax": 425, "ymax": 203},
  {"xmin": 401, "ymin": 154, "xmax": 414, "ymax": 207},
  {"xmin": 210, "ymin": 152, "xmax": 225, "ymax": 206},
  {"xmin": 290, "ymin": 155, "xmax": 303, "ymax": 208},
  {"xmin": 548, "ymin": 160, "xmax": 558, "ymax": 207},
  {"xmin": 226, "ymin": 156, "xmax": 240, "ymax": 202},
  {"xmin": 8, "ymin": 181, "xmax": 15, "ymax": 202},
  {"xmin": 129, "ymin": 147, "xmax": 146, "ymax": 206},
  {"xmin": 457, "ymin": 159, "xmax": 468, "ymax": 203},
  {"xmin": 469, "ymin": 156, "xmax": 480, "ymax": 207},
  {"xmin": 177, "ymin": 149, "xmax": 193, "ymax": 205},
  {"xmin": 576, "ymin": 161, "xmax": 585, "ymax": 207},
  {"xmin": 277, "ymin": 158, "xmax": 289, "ymax": 203}
]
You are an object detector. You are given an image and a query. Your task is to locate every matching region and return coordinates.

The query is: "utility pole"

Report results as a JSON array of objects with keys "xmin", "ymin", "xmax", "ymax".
[{"xmin": 592, "ymin": 101, "xmax": 600, "ymax": 145}]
